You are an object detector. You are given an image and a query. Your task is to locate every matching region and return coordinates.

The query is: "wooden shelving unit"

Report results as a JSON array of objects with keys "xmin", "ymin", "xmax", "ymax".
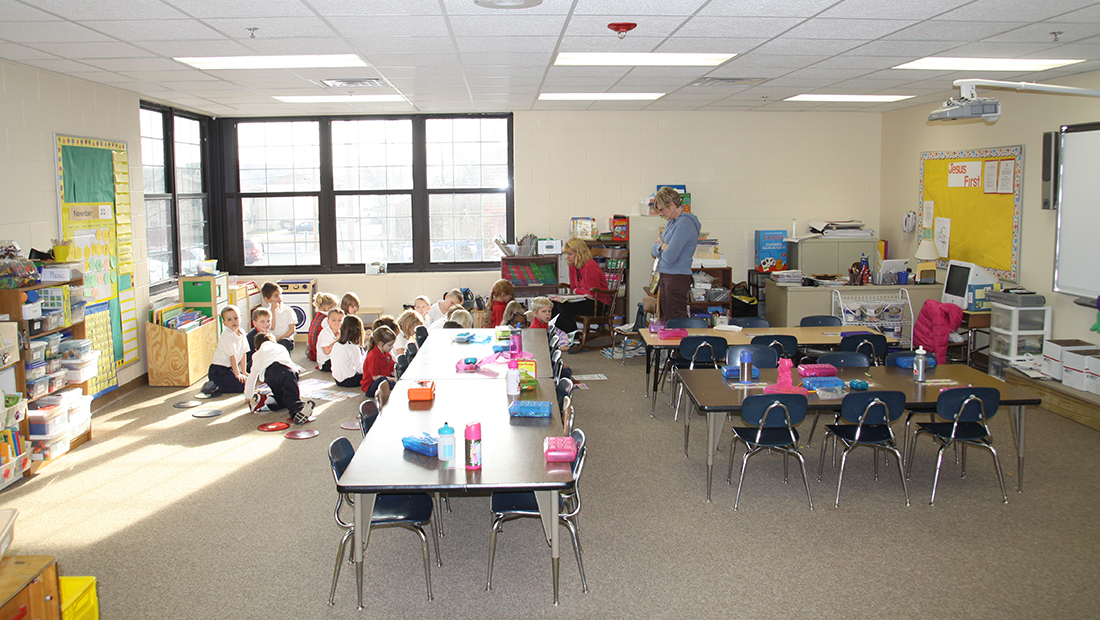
[
  {"xmin": 690, "ymin": 267, "xmax": 734, "ymax": 317},
  {"xmin": 501, "ymin": 255, "xmax": 559, "ymax": 298},
  {"xmin": 0, "ymin": 277, "xmax": 90, "ymax": 477}
]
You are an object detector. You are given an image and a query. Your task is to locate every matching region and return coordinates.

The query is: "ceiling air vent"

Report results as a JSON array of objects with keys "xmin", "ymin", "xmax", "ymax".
[
  {"xmin": 691, "ymin": 77, "xmax": 766, "ymax": 87},
  {"xmin": 318, "ymin": 78, "xmax": 387, "ymax": 88}
]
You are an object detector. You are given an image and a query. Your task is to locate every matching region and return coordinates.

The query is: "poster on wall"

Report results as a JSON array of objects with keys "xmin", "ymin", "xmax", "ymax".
[{"xmin": 55, "ymin": 135, "xmax": 137, "ymax": 371}]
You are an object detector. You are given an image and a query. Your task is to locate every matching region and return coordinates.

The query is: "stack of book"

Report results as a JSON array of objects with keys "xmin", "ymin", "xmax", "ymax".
[
  {"xmin": 149, "ymin": 300, "xmax": 215, "ymax": 331},
  {"xmin": 770, "ymin": 269, "xmax": 803, "ymax": 285}
]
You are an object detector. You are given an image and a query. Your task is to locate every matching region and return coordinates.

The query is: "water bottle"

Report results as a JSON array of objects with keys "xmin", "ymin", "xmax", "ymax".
[
  {"xmin": 510, "ymin": 325, "xmax": 523, "ymax": 358},
  {"xmin": 506, "ymin": 359, "xmax": 521, "ymax": 395},
  {"xmin": 859, "ymin": 253, "xmax": 871, "ymax": 285},
  {"xmin": 913, "ymin": 346, "xmax": 928, "ymax": 382},
  {"xmin": 438, "ymin": 422, "xmax": 455, "ymax": 463},
  {"xmin": 776, "ymin": 355, "xmax": 794, "ymax": 389},
  {"xmin": 739, "ymin": 350, "xmax": 753, "ymax": 383},
  {"xmin": 465, "ymin": 422, "xmax": 482, "ymax": 470}
]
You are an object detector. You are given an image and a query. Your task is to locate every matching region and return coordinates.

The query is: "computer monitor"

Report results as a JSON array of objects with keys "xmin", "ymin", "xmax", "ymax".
[{"xmin": 942, "ymin": 260, "xmax": 999, "ymax": 309}]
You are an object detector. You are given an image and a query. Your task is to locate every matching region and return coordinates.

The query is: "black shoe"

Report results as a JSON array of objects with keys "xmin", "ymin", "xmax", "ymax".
[
  {"xmin": 294, "ymin": 401, "xmax": 317, "ymax": 424},
  {"xmin": 201, "ymin": 380, "xmax": 218, "ymax": 395}
]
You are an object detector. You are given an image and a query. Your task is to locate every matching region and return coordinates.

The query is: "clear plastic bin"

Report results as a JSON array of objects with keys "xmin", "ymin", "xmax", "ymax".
[
  {"xmin": 991, "ymin": 332, "xmax": 1044, "ymax": 357},
  {"xmin": 992, "ymin": 306, "xmax": 1050, "ymax": 332}
]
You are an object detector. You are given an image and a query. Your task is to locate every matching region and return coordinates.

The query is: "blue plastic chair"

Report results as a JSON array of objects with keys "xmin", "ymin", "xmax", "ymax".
[
  {"xmin": 817, "ymin": 391, "xmax": 910, "ymax": 507},
  {"xmin": 729, "ymin": 316, "xmax": 769, "ymax": 328},
  {"xmin": 666, "ymin": 317, "xmax": 709, "ymax": 329},
  {"xmin": 907, "ymin": 387, "xmax": 1008, "ymax": 505},
  {"xmin": 487, "ymin": 429, "xmax": 588, "ymax": 593},
  {"xmin": 840, "ymin": 333, "xmax": 887, "ymax": 365},
  {"xmin": 414, "ymin": 325, "xmax": 428, "ymax": 347},
  {"xmin": 750, "ymin": 334, "xmax": 799, "ymax": 360},
  {"xmin": 667, "ymin": 335, "xmax": 729, "ymax": 450},
  {"xmin": 726, "ymin": 393, "xmax": 813, "ymax": 510},
  {"xmin": 327, "ymin": 437, "xmax": 440, "ymax": 605},
  {"xmin": 816, "ymin": 351, "xmax": 871, "ymax": 368},
  {"xmin": 885, "ymin": 350, "xmax": 939, "ymax": 465},
  {"xmin": 405, "ymin": 341, "xmax": 418, "ymax": 361},
  {"xmin": 724, "ymin": 344, "xmax": 779, "ymax": 369},
  {"xmin": 799, "ymin": 315, "xmax": 842, "ymax": 327}
]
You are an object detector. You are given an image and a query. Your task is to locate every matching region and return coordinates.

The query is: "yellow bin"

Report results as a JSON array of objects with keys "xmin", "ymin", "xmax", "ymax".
[{"xmin": 60, "ymin": 576, "xmax": 99, "ymax": 620}]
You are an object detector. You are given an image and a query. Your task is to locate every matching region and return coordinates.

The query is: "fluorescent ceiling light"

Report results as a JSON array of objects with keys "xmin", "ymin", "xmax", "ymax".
[
  {"xmin": 555, "ymin": 52, "xmax": 735, "ymax": 67},
  {"xmin": 894, "ymin": 57, "xmax": 1084, "ymax": 72},
  {"xmin": 786, "ymin": 94, "xmax": 914, "ymax": 103},
  {"xmin": 176, "ymin": 54, "xmax": 367, "ymax": 70},
  {"xmin": 275, "ymin": 95, "xmax": 405, "ymax": 103},
  {"xmin": 539, "ymin": 93, "xmax": 664, "ymax": 101}
]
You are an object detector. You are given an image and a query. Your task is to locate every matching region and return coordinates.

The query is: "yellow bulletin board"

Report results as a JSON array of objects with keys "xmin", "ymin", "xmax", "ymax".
[
  {"xmin": 918, "ymin": 146, "xmax": 1022, "ymax": 282},
  {"xmin": 55, "ymin": 135, "xmax": 137, "ymax": 375}
]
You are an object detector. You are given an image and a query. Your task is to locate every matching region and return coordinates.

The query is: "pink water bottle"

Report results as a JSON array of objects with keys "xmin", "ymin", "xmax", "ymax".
[
  {"xmin": 465, "ymin": 422, "xmax": 482, "ymax": 470},
  {"xmin": 776, "ymin": 356, "xmax": 794, "ymax": 390},
  {"xmin": 509, "ymin": 325, "xmax": 523, "ymax": 358}
]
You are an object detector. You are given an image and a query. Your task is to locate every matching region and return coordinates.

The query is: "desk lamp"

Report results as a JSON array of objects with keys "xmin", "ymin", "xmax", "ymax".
[{"xmin": 914, "ymin": 236, "xmax": 940, "ymax": 284}]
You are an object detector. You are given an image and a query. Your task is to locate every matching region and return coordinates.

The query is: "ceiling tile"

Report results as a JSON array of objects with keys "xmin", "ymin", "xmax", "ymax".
[
  {"xmin": 946, "ymin": 42, "xmax": 1068, "ymax": 57},
  {"xmin": 0, "ymin": 21, "xmax": 114, "ymax": 43},
  {"xmin": 655, "ymin": 37, "xmax": 767, "ymax": 53},
  {"xmin": 0, "ymin": 0, "xmax": 61, "ymax": 21},
  {"xmin": 699, "ymin": 0, "xmax": 838, "ymax": 18},
  {"xmin": 677, "ymin": 16, "xmax": 805, "ymax": 38},
  {"xmin": 328, "ymin": 15, "xmax": 451, "ymax": 38},
  {"xmin": 27, "ymin": 41, "xmax": 155, "ymax": 59},
  {"xmin": 845, "ymin": 40, "xmax": 960, "ymax": 57},
  {"xmin": 0, "ymin": 43, "xmax": 59, "ymax": 60},
  {"xmin": 309, "ymin": 0, "xmax": 443, "ymax": 15},
  {"xmin": 751, "ymin": 38, "xmax": 866, "ymax": 55},
  {"xmin": 559, "ymin": 36, "xmax": 674, "ymax": 53},
  {"xmin": 200, "ymin": 17, "xmax": 341, "ymax": 39},
  {"xmin": 455, "ymin": 36, "xmax": 558, "ymax": 54},
  {"xmin": 782, "ymin": 18, "xmax": 917, "ymax": 40},
  {"xmin": 21, "ymin": 0, "xmax": 188, "ymax": 20},
  {"xmin": 447, "ymin": 14, "xmax": 569, "ymax": 37},
  {"xmin": 81, "ymin": 57, "xmax": 194, "ymax": 72},
  {"xmin": 134, "ymin": 40, "xmax": 257, "ymax": 57},
  {"xmin": 987, "ymin": 23, "xmax": 1100, "ymax": 44},
  {"xmin": 161, "ymin": 0, "xmax": 316, "ymax": 18},
  {"xmin": 346, "ymin": 37, "xmax": 456, "ymax": 54},
  {"xmin": 938, "ymin": 0, "xmax": 1098, "ymax": 23},
  {"xmin": 240, "ymin": 38, "xmax": 354, "ymax": 55},
  {"xmin": 17, "ymin": 58, "xmax": 102, "ymax": 73},
  {"xmin": 820, "ymin": 0, "xmax": 969, "ymax": 20},
  {"xmin": 440, "ymin": 0, "xmax": 571, "ymax": 15},
  {"xmin": 813, "ymin": 55, "xmax": 914, "ymax": 70},
  {"xmin": 563, "ymin": 15, "xmax": 687, "ymax": 38},
  {"xmin": 82, "ymin": 19, "xmax": 226, "ymax": 41},
  {"xmin": 886, "ymin": 20, "xmax": 1029, "ymax": 41},
  {"xmin": 461, "ymin": 53, "xmax": 553, "ymax": 66},
  {"xmin": 363, "ymin": 53, "xmax": 463, "ymax": 67},
  {"xmin": 574, "ymin": 0, "xmax": 705, "ymax": 16}
]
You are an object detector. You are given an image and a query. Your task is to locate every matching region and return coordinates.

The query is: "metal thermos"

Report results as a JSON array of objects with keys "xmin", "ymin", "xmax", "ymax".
[
  {"xmin": 739, "ymin": 350, "xmax": 753, "ymax": 383},
  {"xmin": 913, "ymin": 346, "xmax": 928, "ymax": 382}
]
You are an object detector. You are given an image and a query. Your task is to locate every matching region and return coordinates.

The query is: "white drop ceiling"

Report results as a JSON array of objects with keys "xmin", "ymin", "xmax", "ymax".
[{"xmin": 3, "ymin": 0, "xmax": 1100, "ymax": 117}]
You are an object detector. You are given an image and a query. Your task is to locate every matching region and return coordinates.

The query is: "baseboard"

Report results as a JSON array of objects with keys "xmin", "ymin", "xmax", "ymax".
[{"xmin": 90, "ymin": 374, "xmax": 150, "ymax": 414}]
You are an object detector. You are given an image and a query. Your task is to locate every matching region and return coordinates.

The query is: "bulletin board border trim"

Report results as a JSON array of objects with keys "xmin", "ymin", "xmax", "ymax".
[{"xmin": 917, "ymin": 145, "xmax": 1023, "ymax": 282}]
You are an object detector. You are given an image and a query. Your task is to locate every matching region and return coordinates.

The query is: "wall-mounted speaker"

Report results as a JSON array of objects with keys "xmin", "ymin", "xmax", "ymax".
[{"xmin": 1042, "ymin": 130, "xmax": 1060, "ymax": 210}]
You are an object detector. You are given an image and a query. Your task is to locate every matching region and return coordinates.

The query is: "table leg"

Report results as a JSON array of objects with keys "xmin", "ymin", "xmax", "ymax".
[
  {"xmin": 352, "ymin": 493, "xmax": 376, "ymax": 610},
  {"xmin": 1014, "ymin": 405, "xmax": 1025, "ymax": 492},
  {"xmin": 644, "ymin": 345, "xmax": 652, "ymax": 398},
  {"xmin": 534, "ymin": 490, "xmax": 561, "ymax": 605},
  {"xmin": 706, "ymin": 412, "xmax": 724, "ymax": 502},
  {"xmin": 650, "ymin": 350, "xmax": 665, "ymax": 417}
]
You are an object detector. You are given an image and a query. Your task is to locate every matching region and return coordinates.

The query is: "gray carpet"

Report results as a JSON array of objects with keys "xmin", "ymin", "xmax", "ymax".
[{"xmin": 4, "ymin": 343, "xmax": 1100, "ymax": 619}]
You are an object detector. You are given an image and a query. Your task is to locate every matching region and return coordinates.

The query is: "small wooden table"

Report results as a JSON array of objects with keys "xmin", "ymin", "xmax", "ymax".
[{"xmin": 676, "ymin": 364, "xmax": 1041, "ymax": 501}]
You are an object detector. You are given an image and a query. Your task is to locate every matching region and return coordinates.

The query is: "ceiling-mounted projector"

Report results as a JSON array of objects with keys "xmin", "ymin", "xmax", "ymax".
[{"xmin": 928, "ymin": 97, "xmax": 1001, "ymax": 122}]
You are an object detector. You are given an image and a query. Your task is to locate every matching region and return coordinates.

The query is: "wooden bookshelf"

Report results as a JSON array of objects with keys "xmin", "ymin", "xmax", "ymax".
[{"xmin": 146, "ymin": 320, "xmax": 219, "ymax": 387}]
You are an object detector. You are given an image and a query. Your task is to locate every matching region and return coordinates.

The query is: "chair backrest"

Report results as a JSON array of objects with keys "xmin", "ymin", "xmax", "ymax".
[
  {"xmin": 729, "ymin": 316, "xmax": 769, "ymax": 328},
  {"xmin": 375, "ymin": 379, "xmax": 391, "ymax": 408},
  {"xmin": 840, "ymin": 390, "xmax": 907, "ymax": 425},
  {"xmin": 679, "ymin": 335, "xmax": 728, "ymax": 366},
  {"xmin": 414, "ymin": 325, "xmax": 429, "ymax": 347},
  {"xmin": 570, "ymin": 428, "xmax": 587, "ymax": 479},
  {"xmin": 750, "ymin": 334, "xmax": 798, "ymax": 358},
  {"xmin": 359, "ymin": 400, "xmax": 379, "ymax": 438},
  {"xmin": 592, "ymin": 248, "xmax": 628, "ymax": 295},
  {"xmin": 741, "ymin": 393, "xmax": 808, "ymax": 427},
  {"xmin": 630, "ymin": 301, "xmax": 648, "ymax": 332},
  {"xmin": 885, "ymin": 350, "xmax": 938, "ymax": 366},
  {"xmin": 666, "ymin": 317, "xmax": 708, "ymax": 329},
  {"xmin": 725, "ymin": 344, "xmax": 779, "ymax": 369},
  {"xmin": 937, "ymin": 387, "xmax": 1001, "ymax": 423},
  {"xmin": 405, "ymin": 341, "xmax": 418, "ymax": 360},
  {"xmin": 800, "ymin": 314, "xmax": 843, "ymax": 327},
  {"xmin": 816, "ymin": 351, "xmax": 871, "ymax": 368},
  {"xmin": 840, "ymin": 333, "xmax": 887, "ymax": 362},
  {"xmin": 561, "ymin": 394, "xmax": 574, "ymax": 435},
  {"xmin": 556, "ymin": 377, "xmax": 574, "ymax": 410},
  {"xmin": 329, "ymin": 436, "xmax": 356, "ymax": 482},
  {"xmin": 394, "ymin": 354, "xmax": 409, "ymax": 379}
]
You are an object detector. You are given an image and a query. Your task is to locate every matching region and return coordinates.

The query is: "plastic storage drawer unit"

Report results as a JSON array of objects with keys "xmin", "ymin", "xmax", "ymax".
[
  {"xmin": 60, "ymin": 576, "xmax": 99, "ymax": 620},
  {"xmin": 28, "ymin": 404, "xmax": 68, "ymax": 436}
]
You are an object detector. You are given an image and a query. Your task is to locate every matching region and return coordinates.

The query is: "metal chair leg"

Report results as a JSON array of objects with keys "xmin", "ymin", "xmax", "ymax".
[
  {"xmin": 930, "ymin": 443, "xmax": 948, "ymax": 506},
  {"xmin": 434, "ymin": 493, "xmax": 446, "ymax": 537},
  {"xmin": 563, "ymin": 517, "xmax": 588, "ymax": 593},
  {"xmin": 328, "ymin": 527, "xmax": 354, "ymax": 605},
  {"xmin": 413, "ymin": 524, "xmax": 433, "ymax": 601},
  {"xmin": 486, "ymin": 517, "xmax": 502, "ymax": 591}
]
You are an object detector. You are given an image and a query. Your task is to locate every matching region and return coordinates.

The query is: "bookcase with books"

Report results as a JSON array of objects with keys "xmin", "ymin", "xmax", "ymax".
[
  {"xmin": 147, "ymin": 299, "xmax": 219, "ymax": 387},
  {"xmin": 501, "ymin": 256, "xmax": 559, "ymax": 298}
]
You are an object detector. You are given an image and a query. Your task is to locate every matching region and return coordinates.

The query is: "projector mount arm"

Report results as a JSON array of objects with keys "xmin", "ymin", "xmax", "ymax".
[{"xmin": 954, "ymin": 78, "xmax": 1100, "ymax": 100}]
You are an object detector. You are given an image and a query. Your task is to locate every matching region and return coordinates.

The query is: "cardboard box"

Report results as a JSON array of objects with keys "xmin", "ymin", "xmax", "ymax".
[
  {"xmin": 754, "ymin": 230, "xmax": 788, "ymax": 272},
  {"xmin": 1042, "ymin": 339, "xmax": 1097, "ymax": 380},
  {"xmin": 610, "ymin": 217, "xmax": 628, "ymax": 241},
  {"xmin": 1085, "ymin": 354, "xmax": 1100, "ymax": 397},
  {"xmin": 1062, "ymin": 348, "xmax": 1100, "ymax": 391}
]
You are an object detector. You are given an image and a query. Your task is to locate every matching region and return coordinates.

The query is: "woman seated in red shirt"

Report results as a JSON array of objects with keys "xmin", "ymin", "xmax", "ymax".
[{"xmin": 551, "ymin": 238, "xmax": 610, "ymax": 340}]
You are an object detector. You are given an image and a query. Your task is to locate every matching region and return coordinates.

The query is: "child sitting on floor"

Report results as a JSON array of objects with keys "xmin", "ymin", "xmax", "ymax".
[
  {"xmin": 530, "ymin": 297, "xmax": 570, "ymax": 350},
  {"xmin": 308, "ymin": 292, "xmax": 339, "ymax": 362},
  {"xmin": 316, "ymin": 308, "xmax": 344, "ymax": 372},
  {"xmin": 262, "ymin": 282, "xmax": 295, "ymax": 352},
  {"xmin": 245, "ymin": 306, "xmax": 272, "ymax": 372},
  {"xmin": 394, "ymin": 308, "xmax": 425, "ymax": 357},
  {"xmin": 244, "ymin": 332, "xmax": 315, "ymax": 424},
  {"xmin": 361, "ymin": 325, "xmax": 397, "ymax": 397},
  {"xmin": 484, "ymin": 279, "xmax": 515, "ymax": 327},
  {"xmin": 341, "ymin": 292, "xmax": 360, "ymax": 317},
  {"xmin": 444, "ymin": 307, "xmax": 474, "ymax": 329},
  {"xmin": 501, "ymin": 300, "xmax": 529, "ymax": 329},
  {"xmin": 413, "ymin": 295, "xmax": 432, "ymax": 319},
  {"xmin": 330, "ymin": 315, "xmax": 366, "ymax": 388},
  {"xmin": 204, "ymin": 305, "xmax": 248, "ymax": 395}
]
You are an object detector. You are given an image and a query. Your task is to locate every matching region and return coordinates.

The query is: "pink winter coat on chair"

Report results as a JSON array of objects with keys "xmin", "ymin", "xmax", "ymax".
[{"xmin": 912, "ymin": 299, "xmax": 964, "ymax": 363}]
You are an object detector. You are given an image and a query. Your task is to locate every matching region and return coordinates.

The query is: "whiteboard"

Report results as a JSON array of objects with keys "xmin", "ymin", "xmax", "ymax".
[{"xmin": 1054, "ymin": 123, "xmax": 1100, "ymax": 299}]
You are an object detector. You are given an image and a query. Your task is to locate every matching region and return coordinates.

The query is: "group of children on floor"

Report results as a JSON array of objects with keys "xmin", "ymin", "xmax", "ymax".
[{"xmin": 204, "ymin": 282, "xmax": 573, "ymax": 425}]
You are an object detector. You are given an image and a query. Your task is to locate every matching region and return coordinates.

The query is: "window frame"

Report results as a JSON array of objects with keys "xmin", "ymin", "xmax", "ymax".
[
  {"xmin": 213, "ymin": 113, "xmax": 514, "ymax": 275},
  {"xmin": 139, "ymin": 102, "xmax": 212, "ymax": 293}
]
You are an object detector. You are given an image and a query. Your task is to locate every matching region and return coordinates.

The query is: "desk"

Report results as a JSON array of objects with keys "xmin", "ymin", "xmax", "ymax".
[
  {"xmin": 764, "ymin": 281, "xmax": 943, "ymax": 327},
  {"xmin": 676, "ymin": 364, "xmax": 1041, "ymax": 501},
  {"xmin": 960, "ymin": 310, "xmax": 991, "ymax": 368},
  {"xmin": 402, "ymin": 328, "xmax": 553, "ymax": 380},
  {"xmin": 640, "ymin": 326, "xmax": 898, "ymax": 401},
  {"xmin": 338, "ymin": 343, "xmax": 573, "ymax": 607}
]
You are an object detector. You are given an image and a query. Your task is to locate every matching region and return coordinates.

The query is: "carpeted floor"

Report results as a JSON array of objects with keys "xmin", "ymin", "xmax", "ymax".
[{"xmin": 4, "ymin": 343, "xmax": 1100, "ymax": 619}]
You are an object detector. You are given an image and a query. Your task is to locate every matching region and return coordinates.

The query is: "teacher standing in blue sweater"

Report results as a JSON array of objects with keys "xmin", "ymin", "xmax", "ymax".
[{"xmin": 651, "ymin": 187, "xmax": 701, "ymax": 320}]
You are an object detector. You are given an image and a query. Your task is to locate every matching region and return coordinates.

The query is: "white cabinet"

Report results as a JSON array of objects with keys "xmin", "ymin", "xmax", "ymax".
[
  {"xmin": 788, "ymin": 238, "xmax": 878, "ymax": 276},
  {"xmin": 987, "ymin": 303, "xmax": 1051, "ymax": 379}
]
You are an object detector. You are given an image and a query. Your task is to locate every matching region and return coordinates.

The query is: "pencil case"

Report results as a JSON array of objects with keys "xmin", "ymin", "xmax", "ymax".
[
  {"xmin": 402, "ymin": 432, "xmax": 438, "ymax": 457},
  {"xmin": 408, "ymin": 380, "xmax": 435, "ymax": 401},
  {"xmin": 544, "ymin": 436, "xmax": 577, "ymax": 462},
  {"xmin": 721, "ymin": 365, "xmax": 760, "ymax": 380},
  {"xmin": 657, "ymin": 328, "xmax": 688, "ymax": 339},
  {"xmin": 797, "ymin": 363, "xmax": 838, "ymax": 377},
  {"xmin": 508, "ymin": 401, "xmax": 552, "ymax": 418},
  {"xmin": 801, "ymin": 376, "xmax": 846, "ymax": 391}
]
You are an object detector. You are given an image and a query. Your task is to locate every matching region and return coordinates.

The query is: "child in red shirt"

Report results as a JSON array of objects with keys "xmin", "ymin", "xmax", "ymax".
[
  {"xmin": 484, "ymin": 279, "xmax": 514, "ymax": 327},
  {"xmin": 361, "ymin": 325, "xmax": 397, "ymax": 397}
]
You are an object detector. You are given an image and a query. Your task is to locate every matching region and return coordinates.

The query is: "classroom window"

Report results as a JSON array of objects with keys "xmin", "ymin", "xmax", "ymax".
[
  {"xmin": 139, "ymin": 103, "xmax": 211, "ymax": 288},
  {"xmin": 222, "ymin": 114, "xmax": 512, "ymax": 274}
]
